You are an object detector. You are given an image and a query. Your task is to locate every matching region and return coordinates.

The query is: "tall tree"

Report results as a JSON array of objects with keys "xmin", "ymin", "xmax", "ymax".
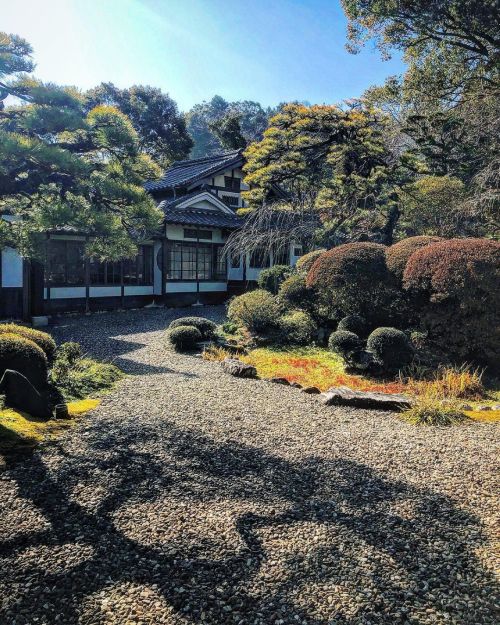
[
  {"xmin": 85, "ymin": 83, "xmax": 192, "ymax": 168},
  {"xmin": 0, "ymin": 33, "xmax": 162, "ymax": 260},
  {"xmin": 209, "ymin": 112, "xmax": 247, "ymax": 150}
]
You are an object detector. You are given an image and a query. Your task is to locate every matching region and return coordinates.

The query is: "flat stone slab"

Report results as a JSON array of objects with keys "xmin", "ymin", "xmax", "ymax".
[
  {"xmin": 221, "ymin": 358, "xmax": 257, "ymax": 379},
  {"xmin": 322, "ymin": 386, "xmax": 412, "ymax": 411}
]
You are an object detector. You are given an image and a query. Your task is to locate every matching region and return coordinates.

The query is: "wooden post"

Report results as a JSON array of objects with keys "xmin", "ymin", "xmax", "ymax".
[
  {"xmin": 120, "ymin": 259, "xmax": 125, "ymax": 309},
  {"xmin": 84, "ymin": 236, "xmax": 90, "ymax": 314}
]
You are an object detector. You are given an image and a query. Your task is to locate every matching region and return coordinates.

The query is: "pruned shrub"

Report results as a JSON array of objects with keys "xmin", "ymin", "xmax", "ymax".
[
  {"xmin": 337, "ymin": 314, "xmax": 369, "ymax": 338},
  {"xmin": 169, "ymin": 316, "xmax": 217, "ymax": 339},
  {"xmin": 227, "ymin": 289, "xmax": 282, "ymax": 334},
  {"xmin": 403, "ymin": 238, "xmax": 500, "ymax": 364},
  {"xmin": 168, "ymin": 325, "xmax": 202, "ymax": 351},
  {"xmin": 367, "ymin": 327, "xmax": 414, "ymax": 372},
  {"xmin": 258, "ymin": 265, "xmax": 294, "ymax": 295},
  {"xmin": 307, "ymin": 242, "xmax": 396, "ymax": 325},
  {"xmin": 0, "ymin": 333, "xmax": 48, "ymax": 390},
  {"xmin": 0, "ymin": 323, "xmax": 57, "ymax": 363},
  {"xmin": 279, "ymin": 311, "xmax": 317, "ymax": 345},
  {"xmin": 386, "ymin": 236, "xmax": 443, "ymax": 282},
  {"xmin": 328, "ymin": 330, "xmax": 362, "ymax": 357},
  {"xmin": 295, "ymin": 249, "xmax": 326, "ymax": 273},
  {"xmin": 278, "ymin": 273, "xmax": 314, "ymax": 312}
]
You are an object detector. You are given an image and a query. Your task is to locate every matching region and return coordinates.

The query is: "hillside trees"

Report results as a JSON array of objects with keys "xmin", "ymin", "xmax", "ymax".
[
  {"xmin": 85, "ymin": 82, "xmax": 193, "ymax": 167},
  {"xmin": 0, "ymin": 32, "xmax": 162, "ymax": 259}
]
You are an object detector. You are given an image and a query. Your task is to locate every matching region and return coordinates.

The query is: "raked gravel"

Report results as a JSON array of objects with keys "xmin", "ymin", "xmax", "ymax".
[{"xmin": 0, "ymin": 306, "xmax": 498, "ymax": 625}]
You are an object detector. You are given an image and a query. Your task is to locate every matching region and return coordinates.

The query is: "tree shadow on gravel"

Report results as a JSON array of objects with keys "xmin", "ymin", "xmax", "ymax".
[{"xmin": 0, "ymin": 422, "xmax": 497, "ymax": 625}]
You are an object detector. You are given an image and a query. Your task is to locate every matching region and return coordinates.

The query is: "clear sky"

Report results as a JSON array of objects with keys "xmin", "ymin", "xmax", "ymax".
[{"xmin": 2, "ymin": 0, "xmax": 404, "ymax": 111}]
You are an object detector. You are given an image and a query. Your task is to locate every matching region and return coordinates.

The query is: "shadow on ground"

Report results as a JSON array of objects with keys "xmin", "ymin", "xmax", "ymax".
[{"xmin": 0, "ymin": 421, "xmax": 497, "ymax": 624}]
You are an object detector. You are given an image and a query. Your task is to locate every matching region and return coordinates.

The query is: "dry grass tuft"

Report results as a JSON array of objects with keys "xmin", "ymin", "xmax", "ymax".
[
  {"xmin": 401, "ymin": 393, "xmax": 469, "ymax": 426},
  {"xmin": 404, "ymin": 364, "xmax": 485, "ymax": 400}
]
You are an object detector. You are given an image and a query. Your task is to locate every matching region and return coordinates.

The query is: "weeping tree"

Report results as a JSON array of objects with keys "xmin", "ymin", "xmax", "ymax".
[{"xmin": 0, "ymin": 32, "xmax": 163, "ymax": 260}]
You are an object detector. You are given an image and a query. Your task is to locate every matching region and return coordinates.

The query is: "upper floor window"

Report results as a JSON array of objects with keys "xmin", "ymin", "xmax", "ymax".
[
  {"xmin": 184, "ymin": 229, "xmax": 213, "ymax": 240},
  {"xmin": 222, "ymin": 195, "xmax": 239, "ymax": 207},
  {"xmin": 224, "ymin": 176, "xmax": 241, "ymax": 191}
]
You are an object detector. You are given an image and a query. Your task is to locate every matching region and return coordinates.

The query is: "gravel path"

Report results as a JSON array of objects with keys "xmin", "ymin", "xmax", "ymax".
[{"xmin": 0, "ymin": 306, "xmax": 498, "ymax": 625}]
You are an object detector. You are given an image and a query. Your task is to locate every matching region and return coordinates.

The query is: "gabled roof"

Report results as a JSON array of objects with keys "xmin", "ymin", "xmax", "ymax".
[
  {"xmin": 159, "ymin": 188, "xmax": 244, "ymax": 229},
  {"xmin": 145, "ymin": 149, "xmax": 244, "ymax": 192}
]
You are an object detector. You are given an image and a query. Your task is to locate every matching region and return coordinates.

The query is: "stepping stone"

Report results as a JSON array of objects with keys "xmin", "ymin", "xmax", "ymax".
[
  {"xmin": 322, "ymin": 386, "xmax": 412, "ymax": 411},
  {"xmin": 268, "ymin": 377, "xmax": 290, "ymax": 385},
  {"xmin": 301, "ymin": 386, "xmax": 321, "ymax": 394},
  {"xmin": 221, "ymin": 358, "xmax": 257, "ymax": 379}
]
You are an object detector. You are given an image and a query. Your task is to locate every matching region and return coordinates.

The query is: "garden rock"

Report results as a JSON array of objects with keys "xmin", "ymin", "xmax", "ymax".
[
  {"xmin": 0, "ymin": 369, "xmax": 52, "ymax": 420},
  {"xmin": 268, "ymin": 377, "xmax": 290, "ymax": 385},
  {"xmin": 301, "ymin": 386, "xmax": 321, "ymax": 394},
  {"xmin": 221, "ymin": 358, "xmax": 257, "ymax": 379},
  {"xmin": 322, "ymin": 386, "xmax": 412, "ymax": 411}
]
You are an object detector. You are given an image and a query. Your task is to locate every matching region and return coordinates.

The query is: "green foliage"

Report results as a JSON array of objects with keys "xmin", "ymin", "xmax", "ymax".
[
  {"xmin": 169, "ymin": 317, "xmax": 218, "ymax": 340},
  {"xmin": 50, "ymin": 342, "xmax": 122, "ymax": 401},
  {"xmin": 402, "ymin": 397, "xmax": 468, "ymax": 426},
  {"xmin": 85, "ymin": 83, "xmax": 192, "ymax": 167},
  {"xmin": 278, "ymin": 273, "xmax": 315, "ymax": 312},
  {"xmin": 403, "ymin": 238, "xmax": 500, "ymax": 364},
  {"xmin": 0, "ymin": 33, "xmax": 34, "ymax": 85},
  {"xmin": 0, "ymin": 333, "xmax": 48, "ymax": 390},
  {"xmin": 168, "ymin": 326, "xmax": 202, "ymax": 351},
  {"xmin": 367, "ymin": 327, "xmax": 414, "ymax": 372},
  {"xmin": 0, "ymin": 32, "xmax": 163, "ymax": 259},
  {"xmin": 306, "ymin": 242, "xmax": 397, "ymax": 325},
  {"xmin": 386, "ymin": 236, "xmax": 443, "ymax": 282},
  {"xmin": 227, "ymin": 290, "xmax": 282, "ymax": 334},
  {"xmin": 209, "ymin": 112, "xmax": 247, "ymax": 150},
  {"xmin": 257, "ymin": 265, "xmax": 294, "ymax": 295},
  {"xmin": 328, "ymin": 330, "xmax": 362, "ymax": 357},
  {"xmin": 0, "ymin": 324, "xmax": 56, "ymax": 363},
  {"xmin": 295, "ymin": 250, "xmax": 326, "ymax": 273},
  {"xmin": 337, "ymin": 314, "xmax": 369, "ymax": 338},
  {"xmin": 279, "ymin": 311, "xmax": 317, "ymax": 346}
]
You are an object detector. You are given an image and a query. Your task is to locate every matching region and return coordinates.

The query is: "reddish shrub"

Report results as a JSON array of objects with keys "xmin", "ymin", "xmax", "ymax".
[
  {"xmin": 306, "ymin": 243, "xmax": 396, "ymax": 324},
  {"xmin": 403, "ymin": 238, "xmax": 500, "ymax": 364},
  {"xmin": 386, "ymin": 236, "xmax": 443, "ymax": 281}
]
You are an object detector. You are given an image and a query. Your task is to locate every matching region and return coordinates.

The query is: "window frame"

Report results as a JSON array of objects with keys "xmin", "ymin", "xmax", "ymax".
[
  {"xmin": 165, "ymin": 241, "xmax": 227, "ymax": 281},
  {"xmin": 45, "ymin": 239, "xmax": 85, "ymax": 287}
]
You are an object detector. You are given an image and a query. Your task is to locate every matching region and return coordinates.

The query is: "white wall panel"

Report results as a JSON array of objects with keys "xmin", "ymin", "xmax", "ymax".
[{"xmin": 1, "ymin": 248, "xmax": 23, "ymax": 287}]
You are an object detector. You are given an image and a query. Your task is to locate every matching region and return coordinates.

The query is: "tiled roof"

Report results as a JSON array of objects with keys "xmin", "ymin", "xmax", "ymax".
[
  {"xmin": 145, "ymin": 149, "xmax": 244, "ymax": 192},
  {"xmin": 163, "ymin": 209, "xmax": 244, "ymax": 229}
]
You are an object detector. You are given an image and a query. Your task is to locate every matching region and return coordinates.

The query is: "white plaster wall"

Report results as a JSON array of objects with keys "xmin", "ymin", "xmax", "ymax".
[
  {"xmin": 153, "ymin": 241, "xmax": 162, "ymax": 295},
  {"xmin": 1, "ymin": 247, "xmax": 23, "ymax": 287},
  {"xmin": 89, "ymin": 286, "xmax": 121, "ymax": 298},
  {"xmin": 228, "ymin": 254, "xmax": 243, "ymax": 280},
  {"xmin": 200, "ymin": 282, "xmax": 227, "ymax": 292},
  {"xmin": 124, "ymin": 285, "xmax": 154, "ymax": 296},
  {"xmin": 45, "ymin": 287, "xmax": 86, "ymax": 300},
  {"xmin": 165, "ymin": 224, "xmax": 224, "ymax": 243},
  {"xmin": 165, "ymin": 282, "xmax": 197, "ymax": 293}
]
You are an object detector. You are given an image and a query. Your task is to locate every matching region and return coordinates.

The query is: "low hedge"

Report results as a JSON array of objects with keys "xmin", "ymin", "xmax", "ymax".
[
  {"xmin": 279, "ymin": 311, "xmax": 316, "ymax": 345},
  {"xmin": 0, "ymin": 323, "xmax": 57, "ymax": 363},
  {"xmin": 278, "ymin": 274, "xmax": 314, "ymax": 312},
  {"xmin": 328, "ymin": 330, "xmax": 362, "ymax": 357},
  {"xmin": 385, "ymin": 236, "xmax": 443, "ymax": 282},
  {"xmin": 258, "ymin": 265, "xmax": 294, "ymax": 295},
  {"xmin": 168, "ymin": 325, "xmax": 202, "ymax": 351},
  {"xmin": 337, "ymin": 314, "xmax": 369, "ymax": 338},
  {"xmin": 169, "ymin": 317, "xmax": 217, "ymax": 339},
  {"xmin": 295, "ymin": 249, "xmax": 326, "ymax": 273},
  {"xmin": 0, "ymin": 333, "xmax": 48, "ymax": 390},
  {"xmin": 366, "ymin": 327, "xmax": 414, "ymax": 372},
  {"xmin": 227, "ymin": 289, "xmax": 282, "ymax": 334}
]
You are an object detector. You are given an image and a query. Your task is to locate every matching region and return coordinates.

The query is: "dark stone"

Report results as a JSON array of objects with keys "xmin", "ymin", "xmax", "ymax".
[
  {"xmin": 0, "ymin": 369, "xmax": 52, "ymax": 420},
  {"xmin": 290, "ymin": 382, "xmax": 302, "ymax": 389},
  {"xmin": 55, "ymin": 404, "xmax": 70, "ymax": 419},
  {"xmin": 322, "ymin": 386, "xmax": 412, "ymax": 411},
  {"xmin": 268, "ymin": 377, "xmax": 290, "ymax": 386},
  {"xmin": 221, "ymin": 358, "xmax": 257, "ymax": 379},
  {"xmin": 301, "ymin": 386, "xmax": 321, "ymax": 394}
]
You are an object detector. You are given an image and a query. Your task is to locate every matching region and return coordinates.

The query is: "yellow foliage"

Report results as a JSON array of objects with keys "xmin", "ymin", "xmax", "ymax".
[
  {"xmin": 464, "ymin": 410, "xmax": 500, "ymax": 423},
  {"xmin": 404, "ymin": 364, "xmax": 485, "ymax": 400},
  {"xmin": 67, "ymin": 398, "xmax": 100, "ymax": 415}
]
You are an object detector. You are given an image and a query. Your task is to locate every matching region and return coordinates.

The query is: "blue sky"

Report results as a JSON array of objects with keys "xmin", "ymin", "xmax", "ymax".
[{"xmin": 3, "ymin": 0, "xmax": 404, "ymax": 111}]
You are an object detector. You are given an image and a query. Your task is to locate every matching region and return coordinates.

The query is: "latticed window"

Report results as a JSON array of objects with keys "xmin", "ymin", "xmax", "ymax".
[
  {"xmin": 46, "ymin": 240, "xmax": 85, "ymax": 286},
  {"xmin": 166, "ymin": 241, "xmax": 226, "ymax": 281}
]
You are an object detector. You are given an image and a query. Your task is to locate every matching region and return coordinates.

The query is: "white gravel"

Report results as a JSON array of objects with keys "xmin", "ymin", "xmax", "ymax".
[{"xmin": 0, "ymin": 306, "xmax": 498, "ymax": 625}]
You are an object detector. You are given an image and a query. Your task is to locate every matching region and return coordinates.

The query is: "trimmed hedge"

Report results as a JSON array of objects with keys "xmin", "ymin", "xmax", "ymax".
[
  {"xmin": 278, "ymin": 273, "xmax": 314, "ymax": 312},
  {"xmin": 295, "ymin": 249, "xmax": 326, "ymax": 273},
  {"xmin": 168, "ymin": 325, "xmax": 202, "ymax": 351},
  {"xmin": 0, "ymin": 323, "xmax": 57, "ymax": 363},
  {"xmin": 280, "ymin": 311, "xmax": 316, "ymax": 345},
  {"xmin": 366, "ymin": 327, "xmax": 414, "ymax": 372},
  {"xmin": 169, "ymin": 317, "xmax": 217, "ymax": 339},
  {"xmin": 227, "ymin": 289, "xmax": 282, "ymax": 334},
  {"xmin": 307, "ymin": 242, "xmax": 395, "ymax": 325},
  {"xmin": 386, "ymin": 236, "xmax": 443, "ymax": 281},
  {"xmin": 337, "ymin": 314, "xmax": 369, "ymax": 338},
  {"xmin": 0, "ymin": 333, "xmax": 48, "ymax": 390},
  {"xmin": 257, "ymin": 265, "xmax": 294, "ymax": 295},
  {"xmin": 328, "ymin": 330, "xmax": 362, "ymax": 356},
  {"xmin": 403, "ymin": 238, "xmax": 500, "ymax": 364}
]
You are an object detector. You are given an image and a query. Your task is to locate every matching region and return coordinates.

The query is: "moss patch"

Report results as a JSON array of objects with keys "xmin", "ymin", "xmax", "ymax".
[{"xmin": 464, "ymin": 410, "xmax": 500, "ymax": 423}]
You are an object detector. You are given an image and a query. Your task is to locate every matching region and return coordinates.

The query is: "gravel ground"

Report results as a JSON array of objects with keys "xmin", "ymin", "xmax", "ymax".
[{"xmin": 0, "ymin": 306, "xmax": 499, "ymax": 625}]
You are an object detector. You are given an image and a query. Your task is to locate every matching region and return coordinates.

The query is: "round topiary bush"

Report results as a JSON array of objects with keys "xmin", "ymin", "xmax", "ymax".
[
  {"xmin": 227, "ymin": 289, "xmax": 282, "ymax": 334},
  {"xmin": 307, "ymin": 242, "xmax": 395, "ymax": 325},
  {"xmin": 0, "ymin": 333, "xmax": 49, "ymax": 390},
  {"xmin": 168, "ymin": 325, "xmax": 202, "ymax": 351},
  {"xmin": 337, "ymin": 314, "xmax": 369, "ymax": 338},
  {"xmin": 0, "ymin": 323, "xmax": 57, "ymax": 363},
  {"xmin": 386, "ymin": 236, "xmax": 443, "ymax": 282},
  {"xmin": 257, "ymin": 265, "xmax": 294, "ymax": 295},
  {"xmin": 278, "ymin": 273, "xmax": 314, "ymax": 312},
  {"xmin": 295, "ymin": 249, "xmax": 326, "ymax": 273},
  {"xmin": 279, "ymin": 311, "xmax": 317, "ymax": 345},
  {"xmin": 328, "ymin": 330, "xmax": 362, "ymax": 357},
  {"xmin": 169, "ymin": 316, "xmax": 217, "ymax": 339},
  {"xmin": 403, "ymin": 238, "xmax": 500, "ymax": 364},
  {"xmin": 366, "ymin": 327, "xmax": 414, "ymax": 372}
]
